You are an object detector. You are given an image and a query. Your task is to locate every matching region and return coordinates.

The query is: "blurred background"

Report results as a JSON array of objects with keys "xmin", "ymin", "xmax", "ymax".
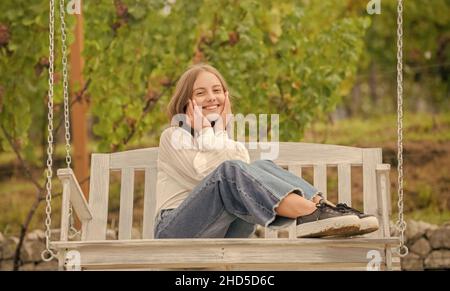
[{"xmin": 0, "ymin": 0, "xmax": 448, "ymax": 241}]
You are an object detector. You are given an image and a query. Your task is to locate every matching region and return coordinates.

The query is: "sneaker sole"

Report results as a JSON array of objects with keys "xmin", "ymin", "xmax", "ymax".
[
  {"xmin": 336, "ymin": 216, "xmax": 380, "ymax": 236},
  {"xmin": 296, "ymin": 215, "xmax": 361, "ymax": 238},
  {"xmin": 345, "ymin": 216, "xmax": 380, "ymax": 236},
  {"xmin": 360, "ymin": 216, "xmax": 379, "ymax": 231}
]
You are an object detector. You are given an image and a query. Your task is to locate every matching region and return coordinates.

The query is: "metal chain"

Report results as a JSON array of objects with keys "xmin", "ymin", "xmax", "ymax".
[
  {"xmin": 68, "ymin": 205, "xmax": 80, "ymax": 239},
  {"xmin": 59, "ymin": 0, "xmax": 80, "ymax": 239},
  {"xmin": 41, "ymin": 0, "xmax": 57, "ymax": 262},
  {"xmin": 60, "ymin": 0, "xmax": 72, "ymax": 168},
  {"xmin": 395, "ymin": 0, "xmax": 408, "ymax": 257}
]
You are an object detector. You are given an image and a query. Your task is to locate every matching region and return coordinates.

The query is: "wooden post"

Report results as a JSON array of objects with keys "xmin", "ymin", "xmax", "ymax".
[{"xmin": 69, "ymin": 1, "xmax": 89, "ymax": 205}]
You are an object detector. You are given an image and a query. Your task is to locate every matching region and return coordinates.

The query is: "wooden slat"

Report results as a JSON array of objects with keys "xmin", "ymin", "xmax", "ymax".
[
  {"xmin": 337, "ymin": 163, "xmax": 352, "ymax": 205},
  {"xmin": 248, "ymin": 142, "xmax": 364, "ymax": 166},
  {"xmin": 385, "ymin": 248, "xmax": 393, "ymax": 271},
  {"xmin": 287, "ymin": 221, "xmax": 297, "ymax": 239},
  {"xmin": 391, "ymin": 254, "xmax": 401, "ymax": 271},
  {"xmin": 90, "ymin": 263, "xmax": 390, "ymax": 271},
  {"xmin": 376, "ymin": 164, "xmax": 391, "ymax": 239},
  {"xmin": 57, "ymin": 168, "xmax": 92, "ymax": 221},
  {"xmin": 142, "ymin": 166, "xmax": 158, "ymax": 239},
  {"xmin": 362, "ymin": 149, "xmax": 382, "ymax": 238},
  {"xmin": 287, "ymin": 164, "xmax": 303, "ymax": 238},
  {"xmin": 57, "ymin": 251, "xmax": 66, "ymax": 270},
  {"xmin": 50, "ymin": 238, "xmax": 399, "ymax": 270},
  {"xmin": 110, "ymin": 148, "xmax": 158, "ymax": 170},
  {"xmin": 313, "ymin": 164, "xmax": 327, "ymax": 199},
  {"xmin": 288, "ymin": 164, "xmax": 302, "ymax": 178},
  {"xmin": 85, "ymin": 154, "xmax": 110, "ymax": 241},
  {"xmin": 363, "ymin": 148, "xmax": 382, "ymax": 237},
  {"xmin": 60, "ymin": 180, "xmax": 70, "ymax": 242},
  {"xmin": 118, "ymin": 168, "xmax": 135, "ymax": 240},
  {"xmin": 378, "ymin": 163, "xmax": 393, "ymax": 215},
  {"xmin": 52, "ymin": 237, "xmax": 400, "ymax": 248},
  {"xmin": 109, "ymin": 141, "xmax": 364, "ymax": 169},
  {"xmin": 264, "ymin": 228, "xmax": 278, "ymax": 238},
  {"xmin": 362, "ymin": 149, "xmax": 382, "ymax": 214},
  {"xmin": 223, "ymin": 262, "xmax": 389, "ymax": 271}
]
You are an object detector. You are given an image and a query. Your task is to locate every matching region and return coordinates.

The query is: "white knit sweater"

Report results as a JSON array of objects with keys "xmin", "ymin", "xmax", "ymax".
[{"xmin": 155, "ymin": 126, "xmax": 250, "ymax": 214}]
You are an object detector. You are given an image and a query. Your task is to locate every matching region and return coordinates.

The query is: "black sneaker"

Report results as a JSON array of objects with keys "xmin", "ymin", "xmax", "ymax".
[
  {"xmin": 296, "ymin": 200, "xmax": 361, "ymax": 238},
  {"xmin": 334, "ymin": 203, "xmax": 379, "ymax": 236}
]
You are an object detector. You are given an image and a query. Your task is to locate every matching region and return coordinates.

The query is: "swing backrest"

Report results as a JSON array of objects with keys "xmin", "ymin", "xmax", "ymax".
[{"xmin": 82, "ymin": 142, "xmax": 389, "ymax": 241}]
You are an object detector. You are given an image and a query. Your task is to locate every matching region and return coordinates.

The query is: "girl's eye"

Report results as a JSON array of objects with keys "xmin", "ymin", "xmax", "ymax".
[{"xmin": 214, "ymin": 90, "xmax": 222, "ymax": 93}]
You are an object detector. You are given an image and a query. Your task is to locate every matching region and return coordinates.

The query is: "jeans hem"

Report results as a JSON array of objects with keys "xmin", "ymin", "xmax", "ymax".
[{"xmin": 264, "ymin": 187, "xmax": 304, "ymax": 229}]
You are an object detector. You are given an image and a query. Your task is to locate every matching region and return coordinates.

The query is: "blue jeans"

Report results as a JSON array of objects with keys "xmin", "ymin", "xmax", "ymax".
[{"xmin": 154, "ymin": 159, "xmax": 321, "ymax": 238}]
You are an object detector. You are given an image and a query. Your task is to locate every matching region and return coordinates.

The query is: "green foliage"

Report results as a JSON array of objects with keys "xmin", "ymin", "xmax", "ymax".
[
  {"xmin": 0, "ymin": 1, "xmax": 74, "ymax": 166},
  {"xmin": 76, "ymin": 0, "xmax": 368, "ymax": 150},
  {"xmin": 1, "ymin": 0, "xmax": 370, "ymax": 153},
  {"xmin": 363, "ymin": 0, "xmax": 450, "ymax": 111},
  {"xmin": 84, "ymin": 0, "xmax": 204, "ymax": 151},
  {"xmin": 191, "ymin": 1, "xmax": 367, "ymax": 141},
  {"xmin": 84, "ymin": 0, "xmax": 370, "ymax": 148}
]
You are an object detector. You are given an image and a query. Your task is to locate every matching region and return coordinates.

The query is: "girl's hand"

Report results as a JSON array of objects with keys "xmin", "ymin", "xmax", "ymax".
[
  {"xmin": 186, "ymin": 99, "xmax": 211, "ymax": 132},
  {"xmin": 218, "ymin": 91, "xmax": 232, "ymax": 131}
]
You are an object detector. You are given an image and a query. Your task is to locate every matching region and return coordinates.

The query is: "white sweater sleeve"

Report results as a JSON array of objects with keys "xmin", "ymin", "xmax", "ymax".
[
  {"xmin": 194, "ymin": 127, "xmax": 246, "ymax": 152},
  {"xmin": 159, "ymin": 127, "xmax": 250, "ymax": 181}
]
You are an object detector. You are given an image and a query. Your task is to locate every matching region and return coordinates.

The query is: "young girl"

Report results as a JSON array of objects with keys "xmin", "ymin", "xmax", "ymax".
[{"xmin": 154, "ymin": 63, "xmax": 378, "ymax": 239}]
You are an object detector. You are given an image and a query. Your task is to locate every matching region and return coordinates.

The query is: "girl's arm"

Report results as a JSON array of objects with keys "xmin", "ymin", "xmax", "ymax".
[{"xmin": 159, "ymin": 126, "xmax": 250, "ymax": 181}]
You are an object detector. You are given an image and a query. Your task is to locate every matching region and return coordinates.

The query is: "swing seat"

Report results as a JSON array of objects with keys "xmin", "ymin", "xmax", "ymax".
[{"xmin": 52, "ymin": 142, "xmax": 400, "ymax": 270}]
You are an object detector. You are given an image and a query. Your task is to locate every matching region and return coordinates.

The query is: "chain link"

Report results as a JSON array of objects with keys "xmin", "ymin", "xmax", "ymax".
[
  {"xmin": 59, "ymin": 0, "xmax": 80, "ymax": 239},
  {"xmin": 42, "ymin": 0, "xmax": 80, "ymax": 261},
  {"xmin": 395, "ymin": 0, "xmax": 408, "ymax": 257},
  {"xmin": 59, "ymin": 0, "xmax": 72, "ymax": 167},
  {"xmin": 42, "ymin": 0, "xmax": 57, "ymax": 262}
]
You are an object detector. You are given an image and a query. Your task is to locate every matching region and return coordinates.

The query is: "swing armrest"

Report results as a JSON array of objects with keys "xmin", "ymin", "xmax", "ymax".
[
  {"xmin": 57, "ymin": 168, "xmax": 93, "ymax": 221},
  {"xmin": 375, "ymin": 163, "xmax": 392, "ymax": 213},
  {"xmin": 375, "ymin": 164, "xmax": 392, "ymax": 238}
]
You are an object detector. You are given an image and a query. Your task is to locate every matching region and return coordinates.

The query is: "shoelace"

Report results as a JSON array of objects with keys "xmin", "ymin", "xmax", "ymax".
[
  {"xmin": 335, "ymin": 203, "xmax": 363, "ymax": 214},
  {"xmin": 300, "ymin": 201, "xmax": 342, "ymax": 223},
  {"xmin": 316, "ymin": 201, "xmax": 340, "ymax": 215}
]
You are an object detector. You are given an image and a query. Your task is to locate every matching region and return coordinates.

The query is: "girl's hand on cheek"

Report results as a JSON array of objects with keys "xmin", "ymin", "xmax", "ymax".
[
  {"xmin": 218, "ymin": 91, "xmax": 232, "ymax": 131},
  {"xmin": 187, "ymin": 99, "xmax": 211, "ymax": 132}
]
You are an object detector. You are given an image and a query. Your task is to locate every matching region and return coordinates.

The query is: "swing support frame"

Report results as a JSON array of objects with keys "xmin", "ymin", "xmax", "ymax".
[{"xmin": 41, "ymin": 0, "xmax": 408, "ymax": 270}]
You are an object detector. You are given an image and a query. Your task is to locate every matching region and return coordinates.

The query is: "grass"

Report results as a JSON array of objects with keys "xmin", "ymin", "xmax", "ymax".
[
  {"xmin": 0, "ymin": 177, "xmax": 62, "ymax": 235},
  {"xmin": 405, "ymin": 208, "xmax": 450, "ymax": 226},
  {"xmin": 303, "ymin": 112, "xmax": 450, "ymax": 145}
]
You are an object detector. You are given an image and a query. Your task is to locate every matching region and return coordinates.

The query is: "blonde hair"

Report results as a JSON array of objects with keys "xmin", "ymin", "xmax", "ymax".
[{"xmin": 166, "ymin": 63, "xmax": 231, "ymax": 124}]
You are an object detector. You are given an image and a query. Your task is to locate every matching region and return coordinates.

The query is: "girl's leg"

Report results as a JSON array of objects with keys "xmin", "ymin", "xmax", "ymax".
[
  {"xmin": 224, "ymin": 160, "xmax": 320, "ymax": 238},
  {"xmin": 224, "ymin": 217, "xmax": 257, "ymax": 238},
  {"xmin": 275, "ymin": 193, "xmax": 317, "ymax": 218},
  {"xmin": 155, "ymin": 160, "xmax": 310, "ymax": 238},
  {"xmin": 223, "ymin": 194, "xmax": 316, "ymax": 238},
  {"xmin": 154, "ymin": 160, "xmax": 359, "ymax": 239},
  {"xmin": 248, "ymin": 160, "xmax": 380, "ymax": 237},
  {"xmin": 250, "ymin": 159, "xmax": 324, "ymax": 202}
]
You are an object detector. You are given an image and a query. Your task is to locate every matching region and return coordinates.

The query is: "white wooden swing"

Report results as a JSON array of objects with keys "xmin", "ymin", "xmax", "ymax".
[{"xmin": 41, "ymin": 0, "xmax": 409, "ymax": 270}]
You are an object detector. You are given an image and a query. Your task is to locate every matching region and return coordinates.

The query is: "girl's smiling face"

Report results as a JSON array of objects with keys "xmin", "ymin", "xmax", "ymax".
[{"xmin": 192, "ymin": 71, "xmax": 226, "ymax": 120}]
